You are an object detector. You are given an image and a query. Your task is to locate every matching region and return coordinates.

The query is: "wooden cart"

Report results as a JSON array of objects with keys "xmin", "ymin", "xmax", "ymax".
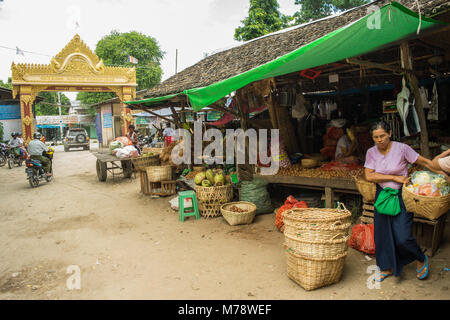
[{"xmin": 93, "ymin": 151, "xmax": 134, "ymax": 182}]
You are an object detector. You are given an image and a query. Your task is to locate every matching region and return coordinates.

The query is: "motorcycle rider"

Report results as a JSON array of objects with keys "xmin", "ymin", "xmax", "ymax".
[
  {"xmin": 16, "ymin": 132, "xmax": 29, "ymax": 159},
  {"xmin": 27, "ymin": 132, "xmax": 52, "ymax": 177},
  {"xmin": 8, "ymin": 132, "xmax": 22, "ymax": 158}
]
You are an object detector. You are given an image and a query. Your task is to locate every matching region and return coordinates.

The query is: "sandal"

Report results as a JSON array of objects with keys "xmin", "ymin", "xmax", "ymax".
[
  {"xmin": 375, "ymin": 271, "xmax": 393, "ymax": 282},
  {"xmin": 416, "ymin": 255, "xmax": 429, "ymax": 280}
]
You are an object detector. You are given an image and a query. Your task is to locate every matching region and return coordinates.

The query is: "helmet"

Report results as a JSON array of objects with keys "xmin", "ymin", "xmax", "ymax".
[
  {"xmin": 17, "ymin": 132, "xmax": 22, "ymax": 137},
  {"xmin": 33, "ymin": 132, "xmax": 42, "ymax": 140},
  {"xmin": 11, "ymin": 132, "xmax": 17, "ymax": 138}
]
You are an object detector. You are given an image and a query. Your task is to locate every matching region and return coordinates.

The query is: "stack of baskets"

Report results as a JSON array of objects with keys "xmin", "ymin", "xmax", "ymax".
[
  {"xmin": 282, "ymin": 202, "xmax": 352, "ymax": 291},
  {"xmin": 195, "ymin": 184, "xmax": 233, "ymax": 218}
]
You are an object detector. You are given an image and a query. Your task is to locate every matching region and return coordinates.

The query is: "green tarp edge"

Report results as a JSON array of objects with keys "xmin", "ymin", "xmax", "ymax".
[
  {"xmin": 125, "ymin": 92, "xmax": 182, "ymax": 105},
  {"xmin": 126, "ymin": 1, "xmax": 446, "ymax": 111}
]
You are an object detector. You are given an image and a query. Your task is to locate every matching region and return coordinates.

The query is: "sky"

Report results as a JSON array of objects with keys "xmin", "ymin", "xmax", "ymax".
[{"xmin": 0, "ymin": 0, "xmax": 299, "ymax": 101}]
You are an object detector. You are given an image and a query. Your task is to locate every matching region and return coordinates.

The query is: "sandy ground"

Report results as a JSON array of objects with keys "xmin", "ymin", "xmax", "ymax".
[{"xmin": 0, "ymin": 144, "xmax": 449, "ymax": 300}]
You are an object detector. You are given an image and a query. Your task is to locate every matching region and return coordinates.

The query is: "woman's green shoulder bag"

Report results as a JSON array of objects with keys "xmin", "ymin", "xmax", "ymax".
[{"xmin": 374, "ymin": 187, "xmax": 401, "ymax": 216}]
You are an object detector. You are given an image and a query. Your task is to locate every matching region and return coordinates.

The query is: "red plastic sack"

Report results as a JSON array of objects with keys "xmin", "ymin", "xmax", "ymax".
[
  {"xmin": 114, "ymin": 136, "xmax": 132, "ymax": 147},
  {"xmin": 275, "ymin": 196, "xmax": 308, "ymax": 232},
  {"xmin": 348, "ymin": 224, "xmax": 375, "ymax": 255}
]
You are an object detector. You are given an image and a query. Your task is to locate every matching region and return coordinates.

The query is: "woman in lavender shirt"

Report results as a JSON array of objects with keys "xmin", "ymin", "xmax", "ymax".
[{"xmin": 364, "ymin": 121, "xmax": 445, "ymax": 282}]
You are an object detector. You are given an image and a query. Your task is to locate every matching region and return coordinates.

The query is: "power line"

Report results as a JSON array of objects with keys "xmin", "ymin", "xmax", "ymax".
[{"xmin": 0, "ymin": 45, "xmax": 52, "ymax": 57}]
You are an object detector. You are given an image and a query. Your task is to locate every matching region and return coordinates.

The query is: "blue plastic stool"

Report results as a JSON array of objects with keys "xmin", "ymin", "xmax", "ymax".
[{"xmin": 178, "ymin": 190, "xmax": 200, "ymax": 222}]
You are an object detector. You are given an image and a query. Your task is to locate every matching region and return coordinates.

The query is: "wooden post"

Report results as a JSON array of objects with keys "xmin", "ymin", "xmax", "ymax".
[
  {"xmin": 400, "ymin": 42, "xmax": 431, "ymax": 158},
  {"xmin": 235, "ymin": 89, "xmax": 254, "ymax": 181},
  {"xmin": 325, "ymin": 187, "xmax": 334, "ymax": 209}
]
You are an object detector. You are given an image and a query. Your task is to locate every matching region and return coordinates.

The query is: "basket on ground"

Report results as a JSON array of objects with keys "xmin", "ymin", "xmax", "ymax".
[
  {"xmin": 131, "ymin": 155, "xmax": 160, "ymax": 172},
  {"xmin": 220, "ymin": 201, "xmax": 256, "ymax": 226},
  {"xmin": 146, "ymin": 165, "xmax": 173, "ymax": 182},
  {"xmin": 195, "ymin": 184, "xmax": 233, "ymax": 218},
  {"xmin": 354, "ymin": 176, "xmax": 376, "ymax": 203},
  {"xmin": 282, "ymin": 202, "xmax": 351, "ymax": 290},
  {"xmin": 402, "ymin": 183, "xmax": 450, "ymax": 220},
  {"xmin": 285, "ymin": 247, "xmax": 347, "ymax": 291},
  {"xmin": 282, "ymin": 204, "xmax": 351, "ymax": 231}
]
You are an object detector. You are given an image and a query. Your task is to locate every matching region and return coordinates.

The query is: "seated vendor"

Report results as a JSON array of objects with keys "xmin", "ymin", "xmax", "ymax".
[{"xmin": 335, "ymin": 123, "xmax": 359, "ymax": 164}]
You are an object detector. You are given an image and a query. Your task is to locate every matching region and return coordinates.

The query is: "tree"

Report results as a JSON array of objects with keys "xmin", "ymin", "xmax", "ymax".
[
  {"xmin": 77, "ymin": 30, "xmax": 164, "ymax": 110},
  {"xmin": 294, "ymin": 0, "xmax": 369, "ymax": 24},
  {"xmin": 34, "ymin": 92, "xmax": 71, "ymax": 116},
  {"xmin": 234, "ymin": 0, "xmax": 292, "ymax": 42},
  {"xmin": 0, "ymin": 77, "xmax": 12, "ymax": 89}
]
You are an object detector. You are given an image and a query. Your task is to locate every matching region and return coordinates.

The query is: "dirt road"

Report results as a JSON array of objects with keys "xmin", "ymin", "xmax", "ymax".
[{"xmin": 0, "ymin": 145, "xmax": 449, "ymax": 300}]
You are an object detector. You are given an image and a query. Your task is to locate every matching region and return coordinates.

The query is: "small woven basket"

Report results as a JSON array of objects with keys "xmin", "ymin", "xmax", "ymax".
[
  {"xmin": 195, "ymin": 184, "xmax": 233, "ymax": 218},
  {"xmin": 220, "ymin": 201, "xmax": 257, "ymax": 226},
  {"xmin": 131, "ymin": 155, "xmax": 160, "ymax": 172},
  {"xmin": 402, "ymin": 183, "xmax": 450, "ymax": 220},
  {"xmin": 354, "ymin": 176, "xmax": 376, "ymax": 202},
  {"xmin": 146, "ymin": 165, "xmax": 173, "ymax": 182},
  {"xmin": 285, "ymin": 247, "xmax": 347, "ymax": 291},
  {"xmin": 301, "ymin": 158, "xmax": 319, "ymax": 168}
]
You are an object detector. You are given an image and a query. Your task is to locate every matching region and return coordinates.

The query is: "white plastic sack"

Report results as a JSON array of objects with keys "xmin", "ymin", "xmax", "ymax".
[
  {"xmin": 123, "ymin": 145, "xmax": 139, "ymax": 158},
  {"xmin": 169, "ymin": 196, "xmax": 193, "ymax": 211},
  {"xmin": 114, "ymin": 148, "xmax": 131, "ymax": 159}
]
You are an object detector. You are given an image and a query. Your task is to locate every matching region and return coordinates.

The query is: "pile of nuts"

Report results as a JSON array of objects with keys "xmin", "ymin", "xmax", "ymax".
[
  {"xmin": 277, "ymin": 164, "xmax": 364, "ymax": 180},
  {"xmin": 228, "ymin": 205, "xmax": 247, "ymax": 213}
]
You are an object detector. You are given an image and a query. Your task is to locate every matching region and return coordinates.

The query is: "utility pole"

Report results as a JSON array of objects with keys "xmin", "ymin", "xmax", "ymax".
[
  {"xmin": 58, "ymin": 92, "xmax": 63, "ymax": 142},
  {"xmin": 175, "ymin": 49, "xmax": 178, "ymax": 74}
]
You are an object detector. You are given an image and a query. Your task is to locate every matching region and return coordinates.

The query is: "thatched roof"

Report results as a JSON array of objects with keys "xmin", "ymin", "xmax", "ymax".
[{"xmin": 142, "ymin": 0, "xmax": 450, "ymax": 99}]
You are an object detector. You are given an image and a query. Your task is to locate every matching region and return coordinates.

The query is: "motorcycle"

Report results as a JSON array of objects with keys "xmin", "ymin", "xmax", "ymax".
[
  {"xmin": 0, "ymin": 143, "xmax": 8, "ymax": 167},
  {"xmin": 8, "ymin": 146, "xmax": 23, "ymax": 169},
  {"xmin": 138, "ymin": 134, "xmax": 153, "ymax": 148},
  {"xmin": 25, "ymin": 147, "xmax": 54, "ymax": 188}
]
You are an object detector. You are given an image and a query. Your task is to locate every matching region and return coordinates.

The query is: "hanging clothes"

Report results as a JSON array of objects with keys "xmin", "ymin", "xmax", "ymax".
[
  {"xmin": 396, "ymin": 78, "xmax": 420, "ymax": 137},
  {"xmin": 292, "ymin": 93, "xmax": 308, "ymax": 119},
  {"xmin": 428, "ymin": 81, "xmax": 439, "ymax": 121}
]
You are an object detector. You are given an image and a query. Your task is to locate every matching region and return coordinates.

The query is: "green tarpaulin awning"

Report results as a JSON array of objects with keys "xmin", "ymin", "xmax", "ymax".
[{"xmin": 126, "ymin": 2, "xmax": 446, "ymax": 112}]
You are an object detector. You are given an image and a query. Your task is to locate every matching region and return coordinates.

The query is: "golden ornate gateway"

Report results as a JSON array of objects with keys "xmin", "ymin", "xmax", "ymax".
[{"xmin": 11, "ymin": 34, "xmax": 137, "ymax": 144}]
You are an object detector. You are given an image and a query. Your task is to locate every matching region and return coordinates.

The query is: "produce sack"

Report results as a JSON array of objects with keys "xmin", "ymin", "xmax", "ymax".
[
  {"xmin": 109, "ymin": 141, "xmax": 123, "ymax": 154},
  {"xmin": 114, "ymin": 147, "xmax": 131, "ymax": 159},
  {"xmin": 123, "ymin": 145, "xmax": 139, "ymax": 158},
  {"xmin": 275, "ymin": 196, "xmax": 308, "ymax": 232},
  {"xmin": 348, "ymin": 224, "xmax": 375, "ymax": 255},
  {"xmin": 115, "ymin": 136, "xmax": 133, "ymax": 147},
  {"xmin": 240, "ymin": 178, "xmax": 273, "ymax": 215}
]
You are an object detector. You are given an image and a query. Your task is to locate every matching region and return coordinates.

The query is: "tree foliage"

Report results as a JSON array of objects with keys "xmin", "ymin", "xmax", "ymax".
[
  {"xmin": 34, "ymin": 92, "xmax": 71, "ymax": 116},
  {"xmin": 77, "ymin": 30, "xmax": 164, "ymax": 110},
  {"xmin": 0, "ymin": 77, "xmax": 12, "ymax": 89},
  {"xmin": 294, "ymin": 0, "xmax": 369, "ymax": 24},
  {"xmin": 235, "ymin": 0, "xmax": 292, "ymax": 42}
]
